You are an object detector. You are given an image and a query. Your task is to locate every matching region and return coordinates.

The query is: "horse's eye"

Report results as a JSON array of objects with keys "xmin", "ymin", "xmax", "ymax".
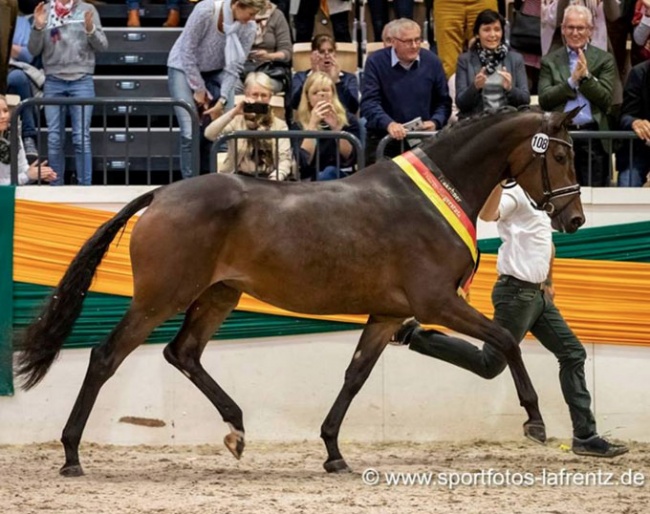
[{"xmin": 554, "ymin": 153, "xmax": 567, "ymax": 165}]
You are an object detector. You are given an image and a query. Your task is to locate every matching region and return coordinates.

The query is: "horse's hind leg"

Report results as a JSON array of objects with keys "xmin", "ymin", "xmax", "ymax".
[
  {"xmin": 320, "ymin": 316, "xmax": 403, "ymax": 473},
  {"xmin": 430, "ymin": 294, "xmax": 545, "ymax": 441},
  {"xmin": 162, "ymin": 282, "xmax": 246, "ymax": 459},
  {"xmin": 60, "ymin": 305, "xmax": 169, "ymax": 477}
]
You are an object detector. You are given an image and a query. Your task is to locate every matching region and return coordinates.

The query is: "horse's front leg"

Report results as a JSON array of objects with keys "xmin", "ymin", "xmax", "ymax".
[
  {"xmin": 320, "ymin": 316, "xmax": 403, "ymax": 473},
  {"xmin": 423, "ymin": 294, "xmax": 546, "ymax": 442}
]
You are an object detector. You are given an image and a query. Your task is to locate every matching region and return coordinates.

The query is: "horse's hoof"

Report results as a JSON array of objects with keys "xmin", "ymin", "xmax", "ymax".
[
  {"xmin": 323, "ymin": 459, "xmax": 352, "ymax": 474},
  {"xmin": 523, "ymin": 421, "xmax": 547, "ymax": 445},
  {"xmin": 224, "ymin": 432, "xmax": 245, "ymax": 460},
  {"xmin": 59, "ymin": 464, "xmax": 84, "ymax": 477}
]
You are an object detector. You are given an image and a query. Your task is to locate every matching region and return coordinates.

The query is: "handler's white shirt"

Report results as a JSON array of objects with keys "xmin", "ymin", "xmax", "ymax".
[{"xmin": 496, "ymin": 185, "xmax": 552, "ymax": 284}]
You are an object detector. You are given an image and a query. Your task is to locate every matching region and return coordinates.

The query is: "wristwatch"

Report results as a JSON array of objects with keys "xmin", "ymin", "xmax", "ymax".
[{"xmin": 578, "ymin": 72, "xmax": 592, "ymax": 86}]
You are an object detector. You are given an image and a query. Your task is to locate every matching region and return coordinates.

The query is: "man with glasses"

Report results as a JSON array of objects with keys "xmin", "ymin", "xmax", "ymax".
[
  {"xmin": 538, "ymin": 4, "xmax": 616, "ymax": 187},
  {"xmin": 361, "ymin": 18, "xmax": 451, "ymax": 165}
]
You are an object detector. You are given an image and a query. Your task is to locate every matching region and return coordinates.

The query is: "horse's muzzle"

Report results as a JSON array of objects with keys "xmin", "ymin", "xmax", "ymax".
[{"xmin": 552, "ymin": 214, "xmax": 585, "ymax": 233}]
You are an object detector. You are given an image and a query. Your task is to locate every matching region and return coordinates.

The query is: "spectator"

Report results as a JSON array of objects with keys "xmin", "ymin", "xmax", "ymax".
[
  {"xmin": 456, "ymin": 9, "xmax": 530, "ymax": 118},
  {"xmin": 546, "ymin": 1, "xmax": 623, "ymax": 105},
  {"xmin": 366, "ymin": 0, "xmax": 414, "ymax": 43},
  {"xmin": 632, "ymin": 0, "xmax": 650, "ymax": 62},
  {"xmin": 616, "ymin": 59, "xmax": 650, "ymax": 186},
  {"xmin": 237, "ymin": 0, "xmax": 292, "ymax": 95},
  {"xmin": 538, "ymin": 4, "xmax": 615, "ymax": 187},
  {"xmin": 294, "ymin": 71, "xmax": 360, "ymax": 180},
  {"xmin": 292, "ymin": 0, "xmax": 352, "ymax": 44},
  {"xmin": 167, "ymin": 0, "xmax": 264, "ymax": 179},
  {"xmin": 127, "ymin": 0, "xmax": 181, "ymax": 28},
  {"xmin": 608, "ymin": 0, "xmax": 637, "ymax": 76},
  {"xmin": 360, "ymin": 18, "xmax": 451, "ymax": 165},
  {"xmin": 29, "ymin": 0, "xmax": 108, "ymax": 185},
  {"xmin": 434, "ymin": 0, "xmax": 498, "ymax": 79},
  {"xmin": 0, "ymin": 94, "xmax": 56, "ymax": 185},
  {"xmin": 270, "ymin": 0, "xmax": 289, "ymax": 23},
  {"xmin": 0, "ymin": 0, "xmax": 18, "ymax": 93},
  {"xmin": 204, "ymin": 72, "xmax": 292, "ymax": 180},
  {"xmin": 290, "ymin": 34, "xmax": 359, "ymax": 114},
  {"xmin": 8, "ymin": 13, "xmax": 41, "ymax": 161}
]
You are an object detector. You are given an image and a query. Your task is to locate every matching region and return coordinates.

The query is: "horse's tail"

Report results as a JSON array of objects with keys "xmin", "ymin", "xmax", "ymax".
[{"xmin": 14, "ymin": 191, "xmax": 156, "ymax": 390}]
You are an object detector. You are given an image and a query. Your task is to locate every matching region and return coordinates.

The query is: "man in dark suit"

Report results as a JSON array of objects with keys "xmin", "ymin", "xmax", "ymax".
[
  {"xmin": 538, "ymin": 4, "xmax": 616, "ymax": 187},
  {"xmin": 617, "ymin": 59, "xmax": 650, "ymax": 186}
]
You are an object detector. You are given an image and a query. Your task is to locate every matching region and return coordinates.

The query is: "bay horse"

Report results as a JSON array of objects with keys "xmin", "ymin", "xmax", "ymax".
[{"xmin": 15, "ymin": 107, "xmax": 585, "ymax": 477}]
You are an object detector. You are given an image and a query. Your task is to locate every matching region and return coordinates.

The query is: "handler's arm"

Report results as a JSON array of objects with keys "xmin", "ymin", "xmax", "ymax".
[
  {"xmin": 544, "ymin": 243, "xmax": 556, "ymax": 301},
  {"xmin": 479, "ymin": 185, "xmax": 504, "ymax": 221}
]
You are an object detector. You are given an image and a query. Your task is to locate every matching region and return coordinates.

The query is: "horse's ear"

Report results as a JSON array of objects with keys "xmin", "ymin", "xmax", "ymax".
[{"xmin": 557, "ymin": 105, "xmax": 583, "ymax": 128}]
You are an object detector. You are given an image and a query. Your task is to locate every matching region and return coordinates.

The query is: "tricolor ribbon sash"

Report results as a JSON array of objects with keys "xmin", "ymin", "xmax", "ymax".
[{"xmin": 393, "ymin": 150, "xmax": 479, "ymax": 297}]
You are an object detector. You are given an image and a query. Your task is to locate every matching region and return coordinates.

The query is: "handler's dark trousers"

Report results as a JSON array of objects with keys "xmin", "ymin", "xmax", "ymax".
[{"xmin": 408, "ymin": 275, "xmax": 597, "ymax": 438}]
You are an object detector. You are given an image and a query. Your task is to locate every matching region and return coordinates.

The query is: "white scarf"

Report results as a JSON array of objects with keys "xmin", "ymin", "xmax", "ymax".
[{"xmin": 216, "ymin": 0, "xmax": 247, "ymax": 68}]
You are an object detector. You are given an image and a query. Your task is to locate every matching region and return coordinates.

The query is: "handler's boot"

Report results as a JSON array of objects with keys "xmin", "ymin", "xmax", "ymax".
[
  {"xmin": 572, "ymin": 435, "xmax": 629, "ymax": 458},
  {"xmin": 127, "ymin": 9, "xmax": 140, "ymax": 27},
  {"xmin": 163, "ymin": 9, "xmax": 180, "ymax": 27}
]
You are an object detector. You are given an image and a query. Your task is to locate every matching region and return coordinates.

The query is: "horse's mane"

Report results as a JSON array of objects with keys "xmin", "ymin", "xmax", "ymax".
[{"xmin": 427, "ymin": 105, "xmax": 544, "ymax": 152}]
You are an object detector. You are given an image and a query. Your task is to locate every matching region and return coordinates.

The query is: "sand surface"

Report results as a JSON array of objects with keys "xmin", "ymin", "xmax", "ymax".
[{"xmin": 1, "ymin": 439, "xmax": 648, "ymax": 513}]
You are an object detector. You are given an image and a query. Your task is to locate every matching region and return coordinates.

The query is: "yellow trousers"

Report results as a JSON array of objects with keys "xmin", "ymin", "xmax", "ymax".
[{"xmin": 434, "ymin": 0, "xmax": 498, "ymax": 79}]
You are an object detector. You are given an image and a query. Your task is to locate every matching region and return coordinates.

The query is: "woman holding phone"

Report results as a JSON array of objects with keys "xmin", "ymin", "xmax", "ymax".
[
  {"xmin": 204, "ymin": 72, "xmax": 292, "ymax": 180},
  {"xmin": 294, "ymin": 71, "xmax": 360, "ymax": 181}
]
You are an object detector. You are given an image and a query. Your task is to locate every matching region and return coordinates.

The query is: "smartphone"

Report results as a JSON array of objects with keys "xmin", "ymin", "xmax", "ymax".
[{"xmin": 243, "ymin": 103, "xmax": 270, "ymax": 115}]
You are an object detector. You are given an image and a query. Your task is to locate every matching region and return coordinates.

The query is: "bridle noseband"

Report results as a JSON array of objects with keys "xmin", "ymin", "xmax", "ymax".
[{"xmin": 510, "ymin": 115, "xmax": 581, "ymax": 216}]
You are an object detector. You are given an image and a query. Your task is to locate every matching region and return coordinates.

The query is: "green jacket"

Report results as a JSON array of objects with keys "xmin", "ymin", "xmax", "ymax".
[{"xmin": 538, "ymin": 45, "xmax": 616, "ymax": 130}]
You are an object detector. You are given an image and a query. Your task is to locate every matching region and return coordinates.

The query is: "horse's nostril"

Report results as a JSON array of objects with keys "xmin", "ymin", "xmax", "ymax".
[{"xmin": 572, "ymin": 216, "xmax": 585, "ymax": 228}]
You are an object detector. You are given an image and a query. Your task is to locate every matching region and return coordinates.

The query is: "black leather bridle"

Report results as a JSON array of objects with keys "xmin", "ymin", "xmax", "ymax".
[{"xmin": 511, "ymin": 117, "xmax": 581, "ymax": 217}]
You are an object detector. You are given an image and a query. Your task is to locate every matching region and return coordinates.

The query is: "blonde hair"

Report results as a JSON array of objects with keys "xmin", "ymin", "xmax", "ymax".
[
  {"xmin": 235, "ymin": 0, "xmax": 267, "ymax": 11},
  {"xmin": 243, "ymin": 71, "xmax": 274, "ymax": 94},
  {"xmin": 297, "ymin": 72, "xmax": 348, "ymax": 128}
]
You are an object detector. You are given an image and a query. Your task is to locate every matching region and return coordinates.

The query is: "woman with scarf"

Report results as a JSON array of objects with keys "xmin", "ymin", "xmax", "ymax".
[
  {"xmin": 167, "ymin": 0, "xmax": 266, "ymax": 179},
  {"xmin": 236, "ymin": 0, "xmax": 292, "ymax": 95},
  {"xmin": 455, "ymin": 9, "xmax": 530, "ymax": 119},
  {"xmin": 0, "ymin": 94, "xmax": 56, "ymax": 185},
  {"xmin": 29, "ymin": 0, "xmax": 107, "ymax": 185}
]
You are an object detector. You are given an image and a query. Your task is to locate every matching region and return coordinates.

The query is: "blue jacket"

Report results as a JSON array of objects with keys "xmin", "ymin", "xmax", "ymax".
[{"xmin": 361, "ymin": 47, "xmax": 451, "ymax": 133}]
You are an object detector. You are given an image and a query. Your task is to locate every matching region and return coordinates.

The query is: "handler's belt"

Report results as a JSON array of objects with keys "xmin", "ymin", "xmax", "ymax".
[
  {"xmin": 393, "ymin": 149, "xmax": 479, "ymax": 298},
  {"xmin": 497, "ymin": 275, "xmax": 545, "ymax": 290}
]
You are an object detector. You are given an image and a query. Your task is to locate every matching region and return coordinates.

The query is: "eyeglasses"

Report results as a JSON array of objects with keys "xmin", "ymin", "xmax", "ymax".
[
  {"xmin": 318, "ymin": 48, "xmax": 335, "ymax": 55},
  {"xmin": 393, "ymin": 37, "xmax": 422, "ymax": 46},
  {"xmin": 563, "ymin": 25, "xmax": 590, "ymax": 33}
]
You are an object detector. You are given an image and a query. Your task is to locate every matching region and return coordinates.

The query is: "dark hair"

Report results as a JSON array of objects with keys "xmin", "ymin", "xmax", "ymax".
[
  {"xmin": 311, "ymin": 34, "xmax": 336, "ymax": 52},
  {"xmin": 472, "ymin": 9, "xmax": 506, "ymax": 39}
]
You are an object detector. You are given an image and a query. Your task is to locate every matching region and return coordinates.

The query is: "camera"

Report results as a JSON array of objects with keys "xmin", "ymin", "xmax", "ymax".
[{"xmin": 243, "ymin": 103, "xmax": 270, "ymax": 115}]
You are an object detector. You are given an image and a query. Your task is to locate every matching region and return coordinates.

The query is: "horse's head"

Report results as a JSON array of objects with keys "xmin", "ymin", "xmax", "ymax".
[{"xmin": 507, "ymin": 108, "xmax": 585, "ymax": 233}]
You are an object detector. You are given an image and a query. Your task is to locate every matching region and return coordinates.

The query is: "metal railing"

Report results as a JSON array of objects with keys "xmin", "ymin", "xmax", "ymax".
[
  {"xmin": 376, "ymin": 130, "xmax": 644, "ymax": 187},
  {"xmin": 9, "ymin": 97, "xmax": 200, "ymax": 185},
  {"xmin": 210, "ymin": 130, "xmax": 365, "ymax": 181}
]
